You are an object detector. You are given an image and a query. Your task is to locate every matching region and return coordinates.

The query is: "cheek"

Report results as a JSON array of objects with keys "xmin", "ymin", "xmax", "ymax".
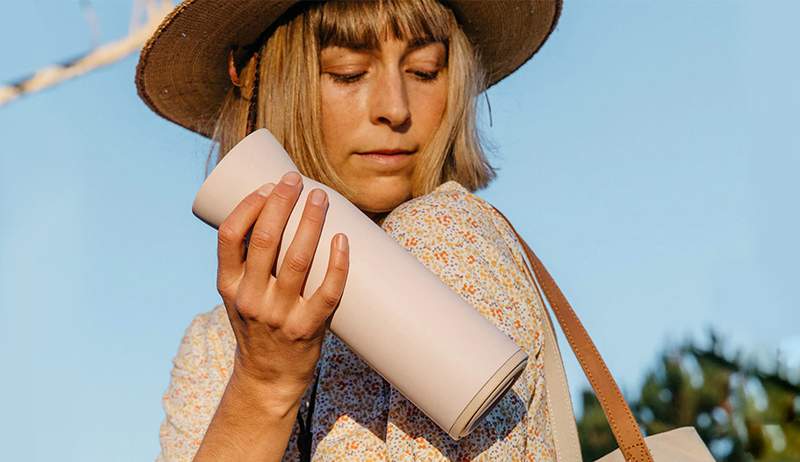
[
  {"xmin": 320, "ymin": 83, "xmax": 362, "ymax": 158},
  {"xmin": 410, "ymin": 80, "xmax": 448, "ymax": 135}
]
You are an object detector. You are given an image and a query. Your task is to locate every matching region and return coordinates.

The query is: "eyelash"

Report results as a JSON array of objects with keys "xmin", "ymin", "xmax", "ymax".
[{"xmin": 328, "ymin": 70, "xmax": 440, "ymax": 84}]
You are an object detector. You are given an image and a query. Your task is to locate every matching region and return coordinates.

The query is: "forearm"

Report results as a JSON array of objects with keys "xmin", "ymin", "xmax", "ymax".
[{"xmin": 193, "ymin": 370, "xmax": 302, "ymax": 462}]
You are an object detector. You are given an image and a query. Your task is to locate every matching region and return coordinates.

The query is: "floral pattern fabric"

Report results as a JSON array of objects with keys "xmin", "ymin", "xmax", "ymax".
[{"xmin": 156, "ymin": 180, "xmax": 556, "ymax": 461}]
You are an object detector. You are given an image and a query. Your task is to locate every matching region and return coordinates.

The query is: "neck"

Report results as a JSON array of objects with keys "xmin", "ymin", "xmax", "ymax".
[{"xmin": 365, "ymin": 210, "xmax": 390, "ymax": 226}]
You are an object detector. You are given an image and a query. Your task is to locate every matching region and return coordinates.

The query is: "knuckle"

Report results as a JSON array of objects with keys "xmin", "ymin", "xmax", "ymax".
[
  {"xmin": 262, "ymin": 312, "xmax": 284, "ymax": 330},
  {"xmin": 272, "ymin": 188, "xmax": 298, "ymax": 206},
  {"xmin": 282, "ymin": 325, "xmax": 310, "ymax": 341},
  {"xmin": 285, "ymin": 253, "xmax": 312, "ymax": 274},
  {"xmin": 249, "ymin": 228, "xmax": 277, "ymax": 250},
  {"xmin": 302, "ymin": 210, "xmax": 324, "ymax": 226},
  {"xmin": 216, "ymin": 280, "xmax": 235, "ymax": 300},
  {"xmin": 333, "ymin": 252, "xmax": 349, "ymax": 271},
  {"xmin": 242, "ymin": 192, "xmax": 265, "ymax": 207},
  {"xmin": 318, "ymin": 290, "xmax": 341, "ymax": 310},
  {"xmin": 234, "ymin": 291, "xmax": 258, "ymax": 318},
  {"xmin": 217, "ymin": 223, "xmax": 240, "ymax": 247}
]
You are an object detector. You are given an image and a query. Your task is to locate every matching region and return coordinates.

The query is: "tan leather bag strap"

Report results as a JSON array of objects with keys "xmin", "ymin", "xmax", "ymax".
[
  {"xmin": 536, "ymin": 279, "xmax": 584, "ymax": 461},
  {"xmin": 490, "ymin": 205, "xmax": 654, "ymax": 462}
]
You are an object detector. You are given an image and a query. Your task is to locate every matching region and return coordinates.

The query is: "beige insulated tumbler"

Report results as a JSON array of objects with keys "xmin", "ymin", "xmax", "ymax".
[{"xmin": 192, "ymin": 129, "xmax": 527, "ymax": 439}]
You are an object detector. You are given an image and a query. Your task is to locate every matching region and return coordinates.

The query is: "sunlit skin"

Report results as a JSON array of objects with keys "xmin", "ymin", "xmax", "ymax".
[{"xmin": 319, "ymin": 35, "xmax": 448, "ymax": 221}]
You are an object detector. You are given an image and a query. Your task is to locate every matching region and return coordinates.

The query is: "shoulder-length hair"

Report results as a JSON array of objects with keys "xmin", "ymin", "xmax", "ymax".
[{"xmin": 208, "ymin": 0, "xmax": 496, "ymax": 203}]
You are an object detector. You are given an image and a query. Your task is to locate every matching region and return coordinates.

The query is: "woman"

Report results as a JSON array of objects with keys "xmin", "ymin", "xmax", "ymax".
[{"xmin": 136, "ymin": 0, "xmax": 562, "ymax": 460}]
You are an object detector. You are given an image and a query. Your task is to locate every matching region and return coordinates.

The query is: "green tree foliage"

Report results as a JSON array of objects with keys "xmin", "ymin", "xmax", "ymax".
[{"xmin": 576, "ymin": 332, "xmax": 800, "ymax": 461}]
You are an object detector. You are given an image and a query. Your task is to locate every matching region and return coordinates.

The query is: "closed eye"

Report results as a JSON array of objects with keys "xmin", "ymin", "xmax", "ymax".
[
  {"xmin": 327, "ymin": 71, "xmax": 367, "ymax": 84},
  {"xmin": 410, "ymin": 70, "xmax": 440, "ymax": 82},
  {"xmin": 326, "ymin": 70, "xmax": 441, "ymax": 85}
]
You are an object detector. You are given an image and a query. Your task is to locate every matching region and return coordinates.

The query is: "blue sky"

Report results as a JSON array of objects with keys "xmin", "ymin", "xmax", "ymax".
[{"xmin": 1, "ymin": 1, "xmax": 797, "ymax": 460}]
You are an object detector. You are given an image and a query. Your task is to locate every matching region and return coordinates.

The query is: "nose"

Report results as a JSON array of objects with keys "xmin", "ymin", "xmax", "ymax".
[{"xmin": 369, "ymin": 67, "xmax": 411, "ymax": 131}]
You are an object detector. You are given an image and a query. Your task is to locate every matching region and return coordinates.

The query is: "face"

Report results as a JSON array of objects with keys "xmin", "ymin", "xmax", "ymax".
[{"xmin": 319, "ymin": 36, "xmax": 448, "ymax": 220}]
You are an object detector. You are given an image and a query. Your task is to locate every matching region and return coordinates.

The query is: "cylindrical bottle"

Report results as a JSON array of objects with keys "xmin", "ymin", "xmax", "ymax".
[{"xmin": 192, "ymin": 128, "xmax": 527, "ymax": 439}]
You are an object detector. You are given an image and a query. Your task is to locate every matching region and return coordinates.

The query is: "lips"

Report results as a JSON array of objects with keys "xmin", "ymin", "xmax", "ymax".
[
  {"xmin": 355, "ymin": 149, "xmax": 415, "ymax": 169},
  {"xmin": 357, "ymin": 149, "xmax": 414, "ymax": 155}
]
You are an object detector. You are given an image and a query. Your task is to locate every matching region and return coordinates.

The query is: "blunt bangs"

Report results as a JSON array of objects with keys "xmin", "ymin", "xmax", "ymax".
[{"xmin": 317, "ymin": 0, "xmax": 452, "ymax": 51}]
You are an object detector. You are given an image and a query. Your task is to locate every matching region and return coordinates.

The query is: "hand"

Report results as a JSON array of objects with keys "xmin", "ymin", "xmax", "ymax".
[{"xmin": 215, "ymin": 171, "xmax": 349, "ymax": 408}]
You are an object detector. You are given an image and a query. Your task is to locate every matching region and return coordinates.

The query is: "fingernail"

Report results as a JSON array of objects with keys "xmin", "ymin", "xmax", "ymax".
[
  {"xmin": 309, "ymin": 189, "xmax": 326, "ymax": 206},
  {"xmin": 336, "ymin": 234, "xmax": 348, "ymax": 252},
  {"xmin": 281, "ymin": 171, "xmax": 301, "ymax": 186},
  {"xmin": 257, "ymin": 183, "xmax": 275, "ymax": 197}
]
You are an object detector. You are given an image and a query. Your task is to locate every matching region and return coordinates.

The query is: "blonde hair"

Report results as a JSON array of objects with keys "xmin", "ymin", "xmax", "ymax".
[{"xmin": 208, "ymin": 0, "xmax": 496, "ymax": 204}]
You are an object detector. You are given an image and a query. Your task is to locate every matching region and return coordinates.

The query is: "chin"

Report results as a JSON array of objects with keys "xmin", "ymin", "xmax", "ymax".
[
  {"xmin": 353, "ymin": 182, "xmax": 412, "ymax": 214},
  {"xmin": 356, "ymin": 194, "xmax": 408, "ymax": 215}
]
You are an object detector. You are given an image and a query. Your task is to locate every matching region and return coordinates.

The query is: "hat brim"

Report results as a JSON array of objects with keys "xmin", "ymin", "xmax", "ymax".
[{"xmin": 135, "ymin": 0, "xmax": 562, "ymax": 138}]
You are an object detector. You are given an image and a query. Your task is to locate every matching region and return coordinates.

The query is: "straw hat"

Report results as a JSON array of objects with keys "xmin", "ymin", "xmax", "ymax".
[{"xmin": 135, "ymin": 0, "xmax": 562, "ymax": 137}]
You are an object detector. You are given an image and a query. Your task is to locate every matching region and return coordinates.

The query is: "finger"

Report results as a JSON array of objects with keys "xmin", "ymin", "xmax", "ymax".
[
  {"xmin": 275, "ymin": 188, "xmax": 329, "ymax": 299},
  {"xmin": 301, "ymin": 233, "xmax": 349, "ymax": 332},
  {"xmin": 241, "ymin": 171, "xmax": 303, "ymax": 298},
  {"xmin": 217, "ymin": 182, "xmax": 275, "ymax": 299}
]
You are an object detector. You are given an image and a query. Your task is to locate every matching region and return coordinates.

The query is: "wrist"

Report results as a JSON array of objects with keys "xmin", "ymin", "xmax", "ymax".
[{"xmin": 228, "ymin": 366, "xmax": 305, "ymax": 419}]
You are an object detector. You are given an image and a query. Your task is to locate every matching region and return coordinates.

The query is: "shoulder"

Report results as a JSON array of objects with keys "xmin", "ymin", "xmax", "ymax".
[
  {"xmin": 380, "ymin": 184, "xmax": 544, "ymax": 355},
  {"xmin": 379, "ymin": 180, "xmax": 532, "ymax": 291},
  {"xmin": 159, "ymin": 305, "xmax": 235, "ymax": 459},
  {"xmin": 382, "ymin": 180, "xmax": 488, "ymax": 231},
  {"xmin": 171, "ymin": 304, "xmax": 235, "ymax": 376},
  {"xmin": 381, "ymin": 180, "xmax": 524, "ymax": 254}
]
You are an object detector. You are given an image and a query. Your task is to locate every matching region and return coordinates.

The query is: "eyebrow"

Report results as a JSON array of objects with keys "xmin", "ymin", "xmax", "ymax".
[
  {"xmin": 335, "ymin": 36, "xmax": 442, "ymax": 56},
  {"xmin": 407, "ymin": 36, "xmax": 439, "ymax": 52}
]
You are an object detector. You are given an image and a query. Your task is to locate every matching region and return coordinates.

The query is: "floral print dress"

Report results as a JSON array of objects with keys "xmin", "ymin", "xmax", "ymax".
[{"xmin": 157, "ymin": 180, "xmax": 556, "ymax": 461}]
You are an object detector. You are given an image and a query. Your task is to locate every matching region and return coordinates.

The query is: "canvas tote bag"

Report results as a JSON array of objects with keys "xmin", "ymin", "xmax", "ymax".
[{"xmin": 490, "ymin": 205, "xmax": 715, "ymax": 462}]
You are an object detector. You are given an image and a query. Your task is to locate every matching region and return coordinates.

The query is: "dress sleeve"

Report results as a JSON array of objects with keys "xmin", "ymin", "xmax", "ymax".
[
  {"xmin": 156, "ymin": 305, "xmax": 235, "ymax": 462},
  {"xmin": 380, "ymin": 181, "xmax": 546, "ymax": 357},
  {"xmin": 379, "ymin": 181, "xmax": 555, "ymax": 460}
]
